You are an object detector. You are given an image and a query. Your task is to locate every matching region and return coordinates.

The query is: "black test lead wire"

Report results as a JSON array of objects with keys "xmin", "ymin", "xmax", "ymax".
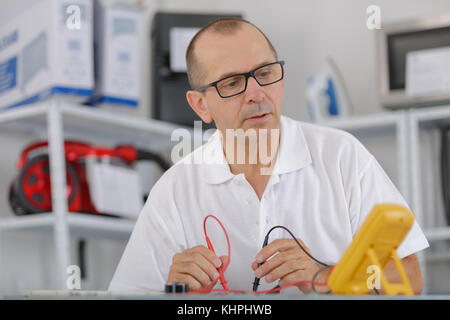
[{"xmin": 253, "ymin": 225, "xmax": 331, "ymax": 292}]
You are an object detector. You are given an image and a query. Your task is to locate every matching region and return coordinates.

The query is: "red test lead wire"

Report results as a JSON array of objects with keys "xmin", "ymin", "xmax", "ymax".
[
  {"xmin": 185, "ymin": 214, "xmax": 329, "ymax": 295},
  {"xmin": 205, "ymin": 236, "xmax": 229, "ymax": 291},
  {"xmin": 203, "ymin": 214, "xmax": 230, "ymax": 291}
]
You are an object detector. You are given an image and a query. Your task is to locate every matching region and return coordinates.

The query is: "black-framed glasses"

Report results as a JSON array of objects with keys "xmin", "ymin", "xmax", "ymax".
[{"xmin": 195, "ymin": 60, "xmax": 285, "ymax": 98}]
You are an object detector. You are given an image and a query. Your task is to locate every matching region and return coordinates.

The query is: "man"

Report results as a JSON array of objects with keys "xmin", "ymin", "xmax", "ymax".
[{"xmin": 109, "ymin": 18, "xmax": 429, "ymax": 294}]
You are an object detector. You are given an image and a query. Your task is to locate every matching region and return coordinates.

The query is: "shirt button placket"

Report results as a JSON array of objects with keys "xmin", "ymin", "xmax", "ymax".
[
  {"xmin": 234, "ymin": 175, "xmax": 259, "ymax": 243},
  {"xmin": 261, "ymin": 190, "xmax": 274, "ymax": 243}
]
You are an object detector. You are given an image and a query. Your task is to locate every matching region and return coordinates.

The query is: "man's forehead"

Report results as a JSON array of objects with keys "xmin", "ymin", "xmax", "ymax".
[{"xmin": 194, "ymin": 25, "xmax": 275, "ymax": 81}]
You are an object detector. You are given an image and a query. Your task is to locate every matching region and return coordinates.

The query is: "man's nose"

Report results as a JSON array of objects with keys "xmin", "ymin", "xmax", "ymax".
[{"xmin": 245, "ymin": 76, "xmax": 264, "ymax": 103}]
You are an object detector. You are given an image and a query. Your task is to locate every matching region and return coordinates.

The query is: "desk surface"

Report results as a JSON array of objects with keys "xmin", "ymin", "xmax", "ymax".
[{"xmin": 9, "ymin": 290, "xmax": 450, "ymax": 300}]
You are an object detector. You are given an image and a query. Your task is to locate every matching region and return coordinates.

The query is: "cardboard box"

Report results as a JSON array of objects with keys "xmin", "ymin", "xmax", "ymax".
[
  {"xmin": 0, "ymin": 0, "xmax": 94, "ymax": 110},
  {"xmin": 92, "ymin": 1, "xmax": 141, "ymax": 111}
]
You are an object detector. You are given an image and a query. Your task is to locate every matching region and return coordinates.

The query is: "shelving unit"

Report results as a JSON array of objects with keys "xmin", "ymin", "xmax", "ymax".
[
  {"xmin": 408, "ymin": 105, "xmax": 450, "ymax": 292},
  {"xmin": 408, "ymin": 104, "xmax": 450, "ymax": 237},
  {"xmin": 0, "ymin": 99, "xmax": 184, "ymax": 290}
]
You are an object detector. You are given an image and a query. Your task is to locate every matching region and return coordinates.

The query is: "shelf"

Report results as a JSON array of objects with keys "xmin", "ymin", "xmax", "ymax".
[
  {"xmin": 316, "ymin": 111, "xmax": 405, "ymax": 134},
  {"xmin": 0, "ymin": 100, "xmax": 191, "ymax": 151},
  {"xmin": 425, "ymin": 251, "xmax": 450, "ymax": 263},
  {"xmin": 424, "ymin": 227, "xmax": 450, "ymax": 242},
  {"xmin": 0, "ymin": 213, "xmax": 135, "ymax": 241},
  {"xmin": 314, "ymin": 105, "xmax": 450, "ymax": 132},
  {"xmin": 409, "ymin": 104, "xmax": 450, "ymax": 128}
]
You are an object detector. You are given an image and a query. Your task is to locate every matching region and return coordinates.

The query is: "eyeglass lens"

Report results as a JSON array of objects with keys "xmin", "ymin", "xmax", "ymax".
[{"xmin": 216, "ymin": 63, "xmax": 283, "ymax": 97}]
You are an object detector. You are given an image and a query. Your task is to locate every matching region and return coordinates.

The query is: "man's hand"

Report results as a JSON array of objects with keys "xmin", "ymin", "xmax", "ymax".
[
  {"xmin": 168, "ymin": 245, "xmax": 226, "ymax": 292},
  {"xmin": 252, "ymin": 238, "xmax": 330, "ymax": 294}
]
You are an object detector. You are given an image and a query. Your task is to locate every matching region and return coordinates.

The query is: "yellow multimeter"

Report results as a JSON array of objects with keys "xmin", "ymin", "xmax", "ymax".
[{"xmin": 327, "ymin": 204, "xmax": 415, "ymax": 295}]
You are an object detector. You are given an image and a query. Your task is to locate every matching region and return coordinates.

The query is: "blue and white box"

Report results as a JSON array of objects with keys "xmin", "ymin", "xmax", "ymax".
[
  {"xmin": 92, "ymin": 1, "xmax": 141, "ymax": 111},
  {"xmin": 0, "ymin": 0, "xmax": 94, "ymax": 110}
]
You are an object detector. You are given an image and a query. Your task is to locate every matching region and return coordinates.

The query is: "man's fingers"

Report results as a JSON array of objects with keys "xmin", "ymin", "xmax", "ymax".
[
  {"xmin": 184, "ymin": 251, "xmax": 221, "ymax": 281},
  {"xmin": 178, "ymin": 262, "xmax": 216, "ymax": 287},
  {"xmin": 255, "ymin": 238, "xmax": 306, "ymax": 264},
  {"xmin": 169, "ymin": 245, "xmax": 224, "ymax": 291},
  {"xmin": 174, "ymin": 247, "xmax": 221, "ymax": 282},
  {"xmin": 255, "ymin": 239, "xmax": 291, "ymax": 264},
  {"xmin": 219, "ymin": 255, "xmax": 229, "ymax": 267},
  {"xmin": 254, "ymin": 250, "xmax": 301, "ymax": 279},
  {"xmin": 262, "ymin": 258, "xmax": 305, "ymax": 283},
  {"xmin": 185, "ymin": 245, "xmax": 222, "ymax": 268},
  {"xmin": 278, "ymin": 269, "xmax": 307, "ymax": 287}
]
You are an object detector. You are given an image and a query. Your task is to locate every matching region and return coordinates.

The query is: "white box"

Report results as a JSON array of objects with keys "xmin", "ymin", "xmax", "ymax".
[
  {"xmin": 92, "ymin": 1, "xmax": 141, "ymax": 112},
  {"xmin": 86, "ymin": 159, "xmax": 143, "ymax": 219},
  {"xmin": 0, "ymin": 0, "xmax": 94, "ymax": 110}
]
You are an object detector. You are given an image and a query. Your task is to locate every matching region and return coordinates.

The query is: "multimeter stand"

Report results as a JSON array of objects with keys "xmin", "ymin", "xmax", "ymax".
[{"xmin": 366, "ymin": 248, "xmax": 413, "ymax": 295}]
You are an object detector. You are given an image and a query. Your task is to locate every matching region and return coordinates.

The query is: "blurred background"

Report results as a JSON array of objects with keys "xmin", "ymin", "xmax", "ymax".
[{"xmin": 1, "ymin": 0, "xmax": 450, "ymax": 297}]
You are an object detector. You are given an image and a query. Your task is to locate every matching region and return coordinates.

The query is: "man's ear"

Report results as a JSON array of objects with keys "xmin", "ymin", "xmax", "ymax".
[{"xmin": 186, "ymin": 90, "xmax": 213, "ymax": 123}]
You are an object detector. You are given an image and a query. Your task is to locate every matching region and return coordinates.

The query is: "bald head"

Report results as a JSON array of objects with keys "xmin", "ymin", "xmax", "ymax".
[{"xmin": 186, "ymin": 18, "xmax": 278, "ymax": 89}]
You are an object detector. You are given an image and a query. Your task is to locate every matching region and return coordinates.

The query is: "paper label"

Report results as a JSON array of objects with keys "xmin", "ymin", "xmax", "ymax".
[
  {"xmin": 406, "ymin": 46, "xmax": 450, "ymax": 97},
  {"xmin": 169, "ymin": 27, "xmax": 200, "ymax": 73}
]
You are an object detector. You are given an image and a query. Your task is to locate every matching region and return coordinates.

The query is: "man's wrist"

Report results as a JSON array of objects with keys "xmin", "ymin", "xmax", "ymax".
[{"xmin": 311, "ymin": 265, "xmax": 333, "ymax": 294}]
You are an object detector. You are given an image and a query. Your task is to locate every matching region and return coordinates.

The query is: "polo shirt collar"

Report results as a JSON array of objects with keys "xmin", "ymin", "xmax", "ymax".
[
  {"xmin": 198, "ymin": 130, "xmax": 234, "ymax": 184},
  {"xmin": 201, "ymin": 116, "xmax": 312, "ymax": 184},
  {"xmin": 273, "ymin": 115, "xmax": 312, "ymax": 175}
]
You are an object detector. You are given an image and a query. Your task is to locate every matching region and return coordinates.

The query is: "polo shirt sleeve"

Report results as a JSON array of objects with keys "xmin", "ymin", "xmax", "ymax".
[
  {"xmin": 354, "ymin": 154, "xmax": 429, "ymax": 259},
  {"xmin": 108, "ymin": 197, "xmax": 184, "ymax": 292}
]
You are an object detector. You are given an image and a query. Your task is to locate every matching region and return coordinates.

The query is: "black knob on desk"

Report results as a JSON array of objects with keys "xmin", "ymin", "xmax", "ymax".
[{"xmin": 165, "ymin": 282, "xmax": 189, "ymax": 293}]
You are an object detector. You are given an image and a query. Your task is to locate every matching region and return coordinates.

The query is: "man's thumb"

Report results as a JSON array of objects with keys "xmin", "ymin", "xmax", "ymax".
[{"xmin": 219, "ymin": 255, "xmax": 229, "ymax": 267}]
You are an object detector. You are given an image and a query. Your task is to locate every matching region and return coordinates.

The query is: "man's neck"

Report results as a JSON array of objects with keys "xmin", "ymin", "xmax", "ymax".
[{"xmin": 221, "ymin": 128, "xmax": 281, "ymax": 199}]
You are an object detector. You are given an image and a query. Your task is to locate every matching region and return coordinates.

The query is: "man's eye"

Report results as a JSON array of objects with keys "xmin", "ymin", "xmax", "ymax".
[
  {"xmin": 258, "ymin": 70, "xmax": 271, "ymax": 78},
  {"xmin": 221, "ymin": 78, "xmax": 241, "ymax": 89}
]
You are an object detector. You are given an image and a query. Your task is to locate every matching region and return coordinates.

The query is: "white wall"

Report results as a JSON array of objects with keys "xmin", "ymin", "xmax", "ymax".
[{"xmin": 1, "ymin": 0, "xmax": 450, "ymax": 297}]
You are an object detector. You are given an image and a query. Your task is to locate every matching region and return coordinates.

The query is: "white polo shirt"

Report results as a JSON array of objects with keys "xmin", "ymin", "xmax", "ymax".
[{"xmin": 109, "ymin": 115, "xmax": 429, "ymax": 292}]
